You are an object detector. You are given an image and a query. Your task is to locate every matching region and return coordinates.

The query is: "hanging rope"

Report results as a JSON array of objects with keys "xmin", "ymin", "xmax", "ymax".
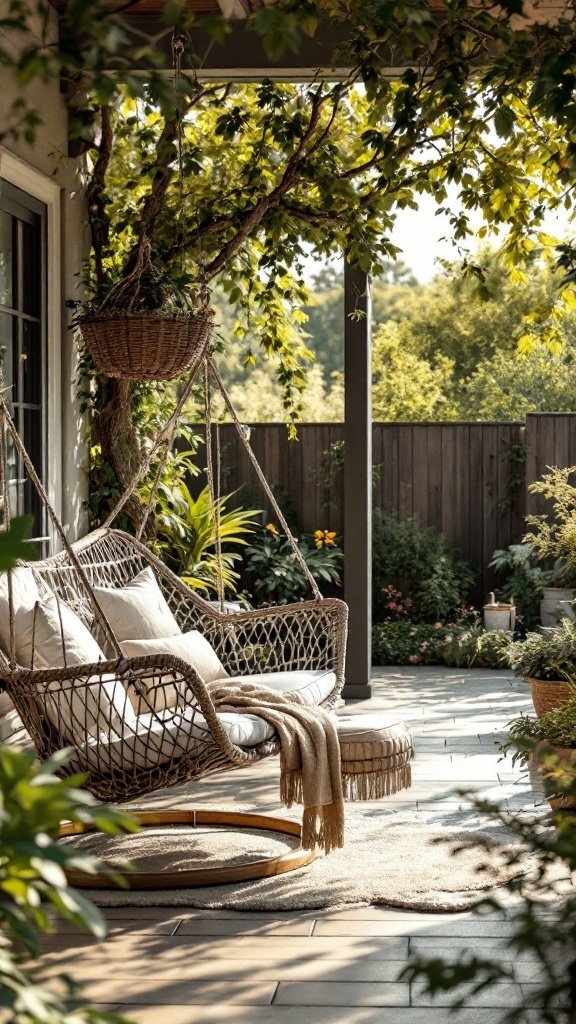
[
  {"xmin": 102, "ymin": 365, "xmax": 201, "ymax": 530},
  {"xmin": 172, "ymin": 28, "xmax": 186, "ymax": 280},
  {"xmin": 0, "ymin": 380, "xmax": 124, "ymax": 660},
  {"xmin": 204, "ymin": 360, "xmax": 225, "ymax": 613},
  {"xmin": 207, "ymin": 355, "xmax": 323, "ymax": 602}
]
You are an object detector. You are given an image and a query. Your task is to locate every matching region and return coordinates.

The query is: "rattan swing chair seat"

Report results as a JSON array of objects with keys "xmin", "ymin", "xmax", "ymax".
[{"xmin": 1, "ymin": 527, "xmax": 346, "ymax": 803}]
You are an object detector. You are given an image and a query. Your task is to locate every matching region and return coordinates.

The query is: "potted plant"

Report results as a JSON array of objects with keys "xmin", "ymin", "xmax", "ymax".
[
  {"xmin": 506, "ymin": 700, "xmax": 576, "ymax": 810},
  {"xmin": 76, "ymin": 240, "xmax": 213, "ymax": 383},
  {"xmin": 524, "ymin": 466, "xmax": 576, "ymax": 626},
  {"xmin": 508, "ymin": 619, "xmax": 576, "ymax": 716}
]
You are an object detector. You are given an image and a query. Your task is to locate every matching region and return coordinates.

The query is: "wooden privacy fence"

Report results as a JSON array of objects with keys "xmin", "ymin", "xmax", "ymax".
[{"xmin": 188, "ymin": 415, "xmax": 576, "ymax": 603}]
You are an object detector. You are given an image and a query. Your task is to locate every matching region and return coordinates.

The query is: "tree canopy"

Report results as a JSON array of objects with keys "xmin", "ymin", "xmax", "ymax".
[{"xmin": 3, "ymin": 0, "xmax": 576, "ymax": 518}]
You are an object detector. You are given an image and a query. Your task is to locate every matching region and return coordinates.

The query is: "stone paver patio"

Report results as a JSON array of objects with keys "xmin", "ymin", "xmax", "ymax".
[{"xmin": 36, "ymin": 666, "xmax": 548, "ymax": 1023}]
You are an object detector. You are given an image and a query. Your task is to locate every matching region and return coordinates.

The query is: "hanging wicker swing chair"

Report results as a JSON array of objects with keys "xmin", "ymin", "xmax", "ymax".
[{"xmin": 0, "ymin": 357, "xmax": 348, "ymax": 887}]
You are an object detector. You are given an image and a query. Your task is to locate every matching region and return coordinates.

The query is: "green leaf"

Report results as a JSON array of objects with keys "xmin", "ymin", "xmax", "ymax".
[
  {"xmin": 494, "ymin": 104, "xmax": 516, "ymax": 139},
  {"xmin": 0, "ymin": 516, "xmax": 36, "ymax": 571}
]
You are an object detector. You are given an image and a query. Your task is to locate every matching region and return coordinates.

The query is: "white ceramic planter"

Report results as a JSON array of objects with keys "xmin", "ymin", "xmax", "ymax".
[{"xmin": 540, "ymin": 588, "xmax": 575, "ymax": 627}]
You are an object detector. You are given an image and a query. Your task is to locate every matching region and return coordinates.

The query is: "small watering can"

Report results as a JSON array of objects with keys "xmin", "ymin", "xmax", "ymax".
[{"xmin": 483, "ymin": 593, "xmax": 516, "ymax": 632}]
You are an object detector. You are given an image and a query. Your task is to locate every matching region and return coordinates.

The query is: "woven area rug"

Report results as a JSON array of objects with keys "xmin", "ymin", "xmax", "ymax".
[{"xmin": 65, "ymin": 810, "xmax": 528, "ymax": 913}]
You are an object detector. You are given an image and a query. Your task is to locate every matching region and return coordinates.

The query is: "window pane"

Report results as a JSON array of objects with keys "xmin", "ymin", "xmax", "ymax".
[
  {"xmin": 23, "ymin": 408, "xmax": 43, "ymax": 532},
  {"xmin": 0, "ymin": 311, "xmax": 14, "ymax": 395},
  {"xmin": 0, "ymin": 212, "xmax": 14, "ymax": 309},
  {"xmin": 22, "ymin": 319, "xmax": 41, "ymax": 406},
  {"xmin": 21, "ymin": 218, "xmax": 41, "ymax": 318}
]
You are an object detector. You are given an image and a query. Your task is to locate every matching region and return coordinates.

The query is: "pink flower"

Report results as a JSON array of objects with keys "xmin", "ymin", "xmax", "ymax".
[{"xmin": 408, "ymin": 654, "xmax": 420, "ymax": 664}]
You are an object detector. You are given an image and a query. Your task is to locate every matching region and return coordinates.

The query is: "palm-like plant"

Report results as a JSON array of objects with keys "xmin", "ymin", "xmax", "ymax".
[{"xmin": 154, "ymin": 481, "xmax": 260, "ymax": 595}]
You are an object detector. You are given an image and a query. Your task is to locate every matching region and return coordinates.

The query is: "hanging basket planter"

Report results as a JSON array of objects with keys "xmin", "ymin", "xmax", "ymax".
[{"xmin": 77, "ymin": 307, "xmax": 214, "ymax": 382}]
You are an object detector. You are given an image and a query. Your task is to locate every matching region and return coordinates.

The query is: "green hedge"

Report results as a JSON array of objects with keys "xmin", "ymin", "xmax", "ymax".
[{"xmin": 372, "ymin": 621, "xmax": 513, "ymax": 669}]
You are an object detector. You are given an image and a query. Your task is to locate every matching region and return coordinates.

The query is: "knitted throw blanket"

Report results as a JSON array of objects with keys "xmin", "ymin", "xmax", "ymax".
[{"xmin": 206, "ymin": 680, "xmax": 345, "ymax": 854}]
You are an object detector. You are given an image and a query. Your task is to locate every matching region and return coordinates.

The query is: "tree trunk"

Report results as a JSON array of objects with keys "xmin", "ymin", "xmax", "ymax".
[{"xmin": 96, "ymin": 379, "xmax": 151, "ymax": 535}]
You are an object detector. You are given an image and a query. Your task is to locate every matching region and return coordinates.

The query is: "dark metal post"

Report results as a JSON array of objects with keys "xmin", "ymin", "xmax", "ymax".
[{"xmin": 343, "ymin": 264, "xmax": 372, "ymax": 700}]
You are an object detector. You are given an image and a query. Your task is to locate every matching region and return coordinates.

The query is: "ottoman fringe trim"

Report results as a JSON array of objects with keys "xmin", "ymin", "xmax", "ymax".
[{"xmin": 341, "ymin": 761, "xmax": 412, "ymax": 801}]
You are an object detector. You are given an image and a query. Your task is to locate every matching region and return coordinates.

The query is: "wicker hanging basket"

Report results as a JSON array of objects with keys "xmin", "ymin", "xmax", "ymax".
[{"xmin": 78, "ymin": 307, "xmax": 214, "ymax": 382}]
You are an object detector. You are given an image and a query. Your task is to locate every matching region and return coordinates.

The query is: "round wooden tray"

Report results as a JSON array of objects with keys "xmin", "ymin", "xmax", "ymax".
[{"xmin": 60, "ymin": 809, "xmax": 316, "ymax": 890}]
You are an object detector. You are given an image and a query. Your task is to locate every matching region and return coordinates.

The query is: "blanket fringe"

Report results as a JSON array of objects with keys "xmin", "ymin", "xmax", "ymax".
[
  {"xmin": 341, "ymin": 763, "xmax": 412, "ymax": 801},
  {"xmin": 280, "ymin": 766, "xmax": 304, "ymax": 807},
  {"xmin": 302, "ymin": 805, "xmax": 345, "ymax": 854}
]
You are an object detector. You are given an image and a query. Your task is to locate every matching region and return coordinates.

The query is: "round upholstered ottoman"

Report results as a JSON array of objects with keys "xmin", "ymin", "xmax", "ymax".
[{"xmin": 336, "ymin": 714, "xmax": 413, "ymax": 800}]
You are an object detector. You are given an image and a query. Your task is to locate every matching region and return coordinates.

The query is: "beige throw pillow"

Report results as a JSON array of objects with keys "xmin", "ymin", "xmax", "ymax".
[
  {"xmin": 21, "ymin": 594, "xmax": 106, "ymax": 670},
  {"xmin": 120, "ymin": 630, "xmax": 228, "ymax": 712},
  {"xmin": 0, "ymin": 567, "xmax": 42, "ymax": 664},
  {"xmin": 93, "ymin": 567, "xmax": 180, "ymax": 642}
]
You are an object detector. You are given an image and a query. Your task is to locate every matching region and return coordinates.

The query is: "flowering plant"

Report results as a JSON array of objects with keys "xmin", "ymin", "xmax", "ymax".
[
  {"xmin": 244, "ymin": 525, "xmax": 343, "ymax": 604},
  {"xmin": 380, "ymin": 585, "xmax": 413, "ymax": 621}
]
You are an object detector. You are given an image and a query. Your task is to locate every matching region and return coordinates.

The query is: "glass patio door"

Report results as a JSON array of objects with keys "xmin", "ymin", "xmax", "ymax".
[{"xmin": 0, "ymin": 179, "xmax": 48, "ymax": 551}]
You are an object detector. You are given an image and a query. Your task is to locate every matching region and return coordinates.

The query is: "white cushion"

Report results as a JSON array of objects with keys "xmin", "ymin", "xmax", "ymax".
[
  {"xmin": 77, "ymin": 705, "xmax": 275, "ymax": 774},
  {"xmin": 220, "ymin": 670, "xmax": 337, "ymax": 707},
  {"xmin": 71, "ymin": 670, "xmax": 336, "ymax": 774},
  {"xmin": 0, "ymin": 567, "xmax": 42, "ymax": 665},
  {"xmin": 21, "ymin": 594, "xmax": 106, "ymax": 670},
  {"xmin": 120, "ymin": 630, "xmax": 228, "ymax": 712},
  {"xmin": 93, "ymin": 567, "xmax": 180, "ymax": 642},
  {"xmin": 42, "ymin": 675, "xmax": 137, "ymax": 747}
]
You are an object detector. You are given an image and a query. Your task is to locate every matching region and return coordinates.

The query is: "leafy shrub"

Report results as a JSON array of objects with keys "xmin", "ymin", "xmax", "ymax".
[
  {"xmin": 372, "ymin": 620, "xmax": 512, "ymax": 668},
  {"xmin": 153, "ymin": 482, "xmax": 260, "ymax": 596},
  {"xmin": 372, "ymin": 621, "xmax": 448, "ymax": 665},
  {"xmin": 372, "ymin": 512, "xmax": 474, "ymax": 623},
  {"xmin": 507, "ymin": 619, "xmax": 576, "ymax": 681},
  {"xmin": 507, "ymin": 699, "xmax": 576, "ymax": 752},
  {"xmin": 524, "ymin": 465, "xmax": 576, "ymax": 585},
  {"xmin": 244, "ymin": 524, "xmax": 343, "ymax": 604}
]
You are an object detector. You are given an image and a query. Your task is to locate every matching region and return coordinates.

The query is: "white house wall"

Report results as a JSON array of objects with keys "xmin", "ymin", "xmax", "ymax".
[{"xmin": 0, "ymin": 1, "xmax": 89, "ymax": 544}]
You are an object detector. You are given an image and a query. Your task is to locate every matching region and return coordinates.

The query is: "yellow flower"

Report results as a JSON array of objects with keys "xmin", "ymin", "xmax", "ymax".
[
  {"xmin": 314, "ymin": 529, "xmax": 337, "ymax": 549},
  {"xmin": 266, "ymin": 523, "xmax": 280, "ymax": 536}
]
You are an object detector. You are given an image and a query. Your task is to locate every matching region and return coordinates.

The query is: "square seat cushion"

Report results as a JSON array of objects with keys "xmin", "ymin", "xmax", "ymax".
[
  {"xmin": 74, "ymin": 670, "xmax": 336, "ymax": 775},
  {"xmin": 78, "ymin": 705, "xmax": 275, "ymax": 775},
  {"xmin": 93, "ymin": 567, "xmax": 180, "ymax": 642}
]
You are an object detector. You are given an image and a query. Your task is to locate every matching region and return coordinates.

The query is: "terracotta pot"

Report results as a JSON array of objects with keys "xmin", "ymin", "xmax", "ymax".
[{"xmin": 527, "ymin": 677, "xmax": 576, "ymax": 718}]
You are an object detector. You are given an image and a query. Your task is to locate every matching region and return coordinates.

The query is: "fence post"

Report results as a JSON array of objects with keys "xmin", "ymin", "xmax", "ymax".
[{"xmin": 343, "ymin": 264, "xmax": 372, "ymax": 700}]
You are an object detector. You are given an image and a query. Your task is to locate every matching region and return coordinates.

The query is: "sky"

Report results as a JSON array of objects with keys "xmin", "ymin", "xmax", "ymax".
[
  {"xmin": 389, "ymin": 195, "xmax": 466, "ymax": 282},
  {"xmin": 303, "ymin": 191, "xmax": 572, "ymax": 285}
]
